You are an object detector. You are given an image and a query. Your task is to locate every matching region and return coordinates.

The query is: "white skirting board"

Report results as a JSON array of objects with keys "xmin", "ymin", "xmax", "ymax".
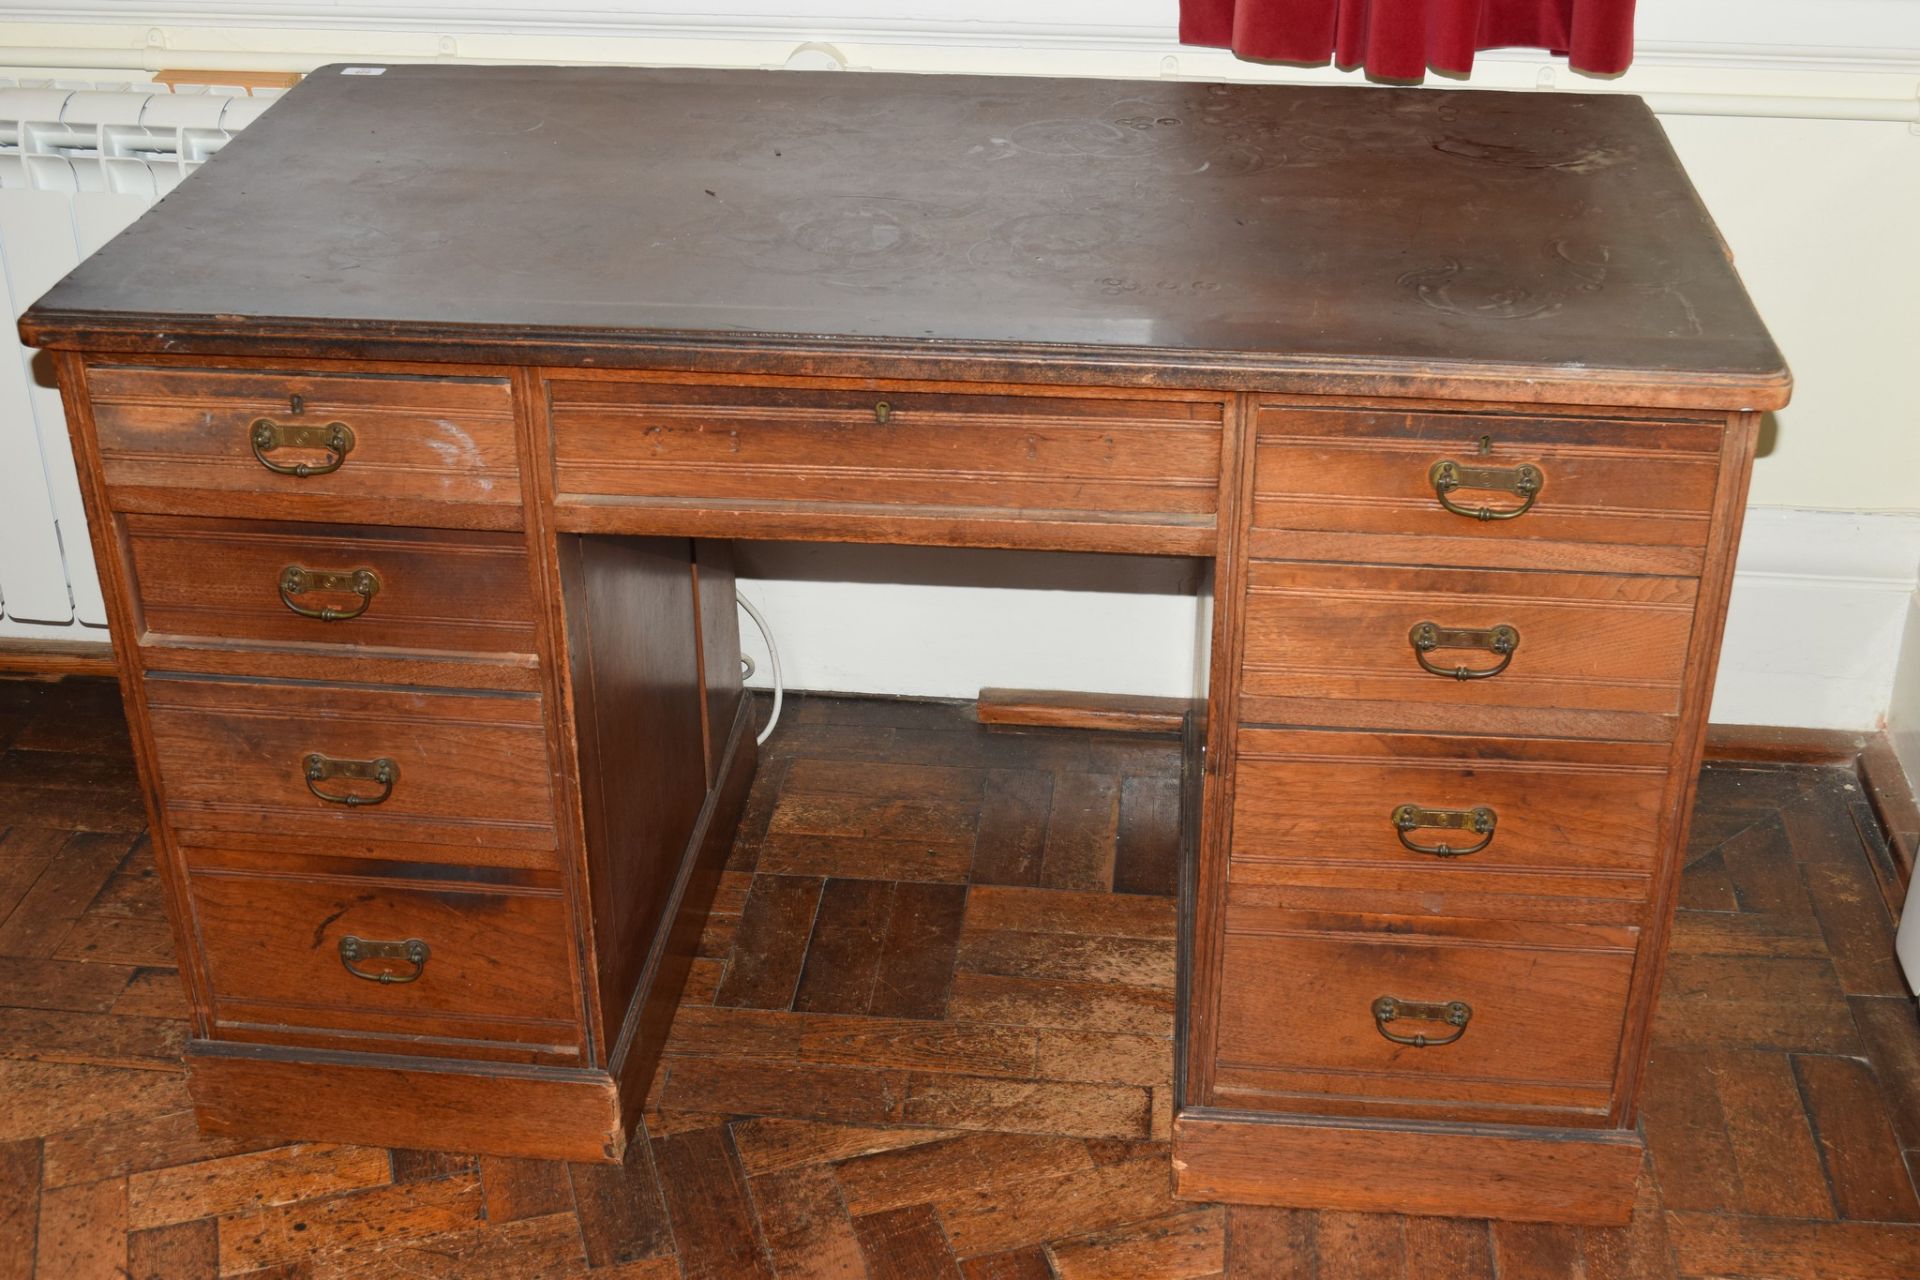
[{"xmin": 1710, "ymin": 507, "xmax": 1920, "ymax": 731}]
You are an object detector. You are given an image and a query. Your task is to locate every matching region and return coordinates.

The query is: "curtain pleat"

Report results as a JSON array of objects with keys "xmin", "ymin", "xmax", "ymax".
[{"xmin": 1179, "ymin": 0, "xmax": 1637, "ymax": 79}]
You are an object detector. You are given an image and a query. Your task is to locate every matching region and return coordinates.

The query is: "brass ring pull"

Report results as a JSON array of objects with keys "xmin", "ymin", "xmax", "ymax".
[
  {"xmin": 1409, "ymin": 621, "xmax": 1519, "ymax": 681},
  {"xmin": 1430, "ymin": 459, "xmax": 1543, "ymax": 521},
  {"xmin": 304, "ymin": 752, "xmax": 397, "ymax": 807},
  {"xmin": 873, "ymin": 400, "xmax": 893, "ymax": 424},
  {"xmin": 1391, "ymin": 803, "xmax": 1497, "ymax": 857},
  {"xmin": 250, "ymin": 417, "xmax": 355, "ymax": 477},
  {"xmin": 279, "ymin": 566, "xmax": 380, "ymax": 621},
  {"xmin": 338, "ymin": 935, "xmax": 429, "ymax": 984},
  {"xmin": 1373, "ymin": 996, "xmax": 1472, "ymax": 1048}
]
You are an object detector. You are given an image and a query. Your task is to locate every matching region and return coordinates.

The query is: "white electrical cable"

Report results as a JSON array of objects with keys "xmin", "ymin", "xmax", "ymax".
[{"xmin": 737, "ymin": 592, "xmax": 783, "ymax": 746}]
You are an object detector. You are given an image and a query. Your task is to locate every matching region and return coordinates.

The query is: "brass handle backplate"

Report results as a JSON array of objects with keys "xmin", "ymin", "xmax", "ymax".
[
  {"xmin": 1409, "ymin": 621, "xmax": 1519, "ymax": 680},
  {"xmin": 279, "ymin": 565, "xmax": 380, "ymax": 621},
  {"xmin": 338, "ymin": 935, "xmax": 429, "ymax": 984},
  {"xmin": 1391, "ymin": 803, "xmax": 1497, "ymax": 857},
  {"xmin": 304, "ymin": 752, "xmax": 397, "ymax": 807},
  {"xmin": 250, "ymin": 417, "xmax": 355, "ymax": 476},
  {"xmin": 1430, "ymin": 459, "xmax": 1543, "ymax": 521},
  {"xmin": 1373, "ymin": 995, "xmax": 1472, "ymax": 1047}
]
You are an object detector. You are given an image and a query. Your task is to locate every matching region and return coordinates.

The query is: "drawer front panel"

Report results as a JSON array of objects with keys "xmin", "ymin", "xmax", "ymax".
[
  {"xmin": 126, "ymin": 515, "xmax": 539, "ymax": 657},
  {"xmin": 145, "ymin": 678, "xmax": 557, "ymax": 855},
  {"xmin": 1251, "ymin": 407, "xmax": 1720, "ymax": 570},
  {"xmin": 548, "ymin": 380, "xmax": 1223, "ymax": 519},
  {"xmin": 189, "ymin": 864, "xmax": 579, "ymax": 1057},
  {"xmin": 86, "ymin": 365, "xmax": 520, "ymax": 514},
  {"xmin": 1231, "ymin": 728, "xmax": 1667, "ymax": 883},
  {"xmin": 1240, "ymin": 561, "xmax": 1697, "ymax": 720},
  {"xmin": 1214, "ymin": 908, "xmax": 1638, "ymax": 1118}
]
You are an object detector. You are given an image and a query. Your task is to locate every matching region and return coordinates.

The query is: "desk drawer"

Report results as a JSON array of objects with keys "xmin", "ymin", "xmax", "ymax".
[
  {"xmin": 85, "ymin": 365, "xmax": 520, "ymax": 521},
  {"xmin": 126, "ymin": 515, "xmax": 538, "ymax": 658},
  {"xmin": 1251, "ymin": 406, "xmax": 1722, "ymax": 575},
  {"xmin": 1231, "ymin": 728, "xmax": 1666, "ymax": 886},
  {"xmin": 548, "ymin": 379, "xmax": 1222, "ymax": 520},
  {"xmin": 1213, "ymin": 907, "xmax": 1638, "ymax": 1121},
  {"xmin": 1240, "ymin": 561, "xmax": 1697, "ymax": 724},
  {"xmin": 188, "ymin": 859, "xmax": 579, "ymax": 1060},
  {"xmin": 145, "ymin": 677, "xmax": 557, "ymax": 859}
]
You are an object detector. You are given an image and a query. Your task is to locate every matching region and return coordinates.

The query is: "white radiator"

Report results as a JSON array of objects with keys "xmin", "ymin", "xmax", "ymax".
[{"xmin": 0, "ymin": 80, "xmax": 276, "ymax": 643}]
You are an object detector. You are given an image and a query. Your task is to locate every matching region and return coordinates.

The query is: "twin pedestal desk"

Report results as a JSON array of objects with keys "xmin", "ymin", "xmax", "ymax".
[{"xmin": 22, "ymin": 64, "xmax": 1788, "ymax": 1225}]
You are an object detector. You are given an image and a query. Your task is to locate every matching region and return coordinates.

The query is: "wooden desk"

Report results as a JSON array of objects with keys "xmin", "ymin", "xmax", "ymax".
[{"xmin": 21, "ymin": 64, "xmax": 1788, "ymax": 1225}]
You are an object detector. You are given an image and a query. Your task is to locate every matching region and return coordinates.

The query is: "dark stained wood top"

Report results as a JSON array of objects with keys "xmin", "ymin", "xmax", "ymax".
[{"xmin": 21, "ymin": 65, "xmax": 1788, "ymax": 409}]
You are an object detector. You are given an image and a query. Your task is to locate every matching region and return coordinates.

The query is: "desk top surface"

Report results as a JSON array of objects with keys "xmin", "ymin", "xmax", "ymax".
[{"xmin": 24, "ymin": 64, "xmax": 1787, "ymax": 409}]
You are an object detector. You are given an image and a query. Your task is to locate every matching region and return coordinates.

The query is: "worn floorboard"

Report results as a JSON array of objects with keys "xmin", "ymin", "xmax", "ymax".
[{"xmin": 2, "ymin": 682, "xmax": 1918, "ymax": 1277}]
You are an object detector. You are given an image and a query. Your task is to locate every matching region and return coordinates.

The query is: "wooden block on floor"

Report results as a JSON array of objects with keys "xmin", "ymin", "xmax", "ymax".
[
  {"xmin": 0, "ymin": 957, "xmax": 135, "ymax": 1014},
  {"xmin": 1312, "ymin": 1211, "xmax": 1406, "ymax": 1280},
  {"xmin": 1402, "ymin": 1217, "xmax": 1494, "ymax": 1279},
  {"xmin": 657, "ymin": 1059, "xmax": 905, "ymax": 1127},
  {"xmin": 852, "ymin": 1202, "xmax": 964, "ymax": 1279},
  {"xmin": 478, "ymin": 1155, "xmax": 575, "ymax": 1224},
  {"xmin": 758, "ymin": 833, "xmax": 974, "ymax": 883},
  {"xmin": 126, "ymin": 1141, "xmax": 389, "ymax": 1228},
  {"xmin": 1710, "ymin": 1049, "xmax": 1833, "ymax": 1219},
  {"xmin": 792, "ymin": 877, "xmax": 893, "ymax": 1015},
  {"xmin": 35, "ymin": 1175, "xmax": 127, "ymax": 1280},
  {"xmin": 1665, "ymin": 1211, "xmax": 1920, "ymax": 1280},
  {"xmin": 748, "ymin": 1163, "xmax": 866, "ymax": 1280},
  {"xmin": 0, "ymin": 1007, "xmax": 185, "ymax": 1071},
  {"xmin": 869, "ymin": 880, "xmax": 968, "ymax": 1019},
  {"xmin": 0, "ymin": 1137, "xmax": 42, "ymax": 1280},
  {"xmin": 1795, "ymin": 1052, "xmax": 1920, "ymax": 1222},
  {"xmin": 946, "ymin": 971, "xmax": 1175, "ymax": 1037},
  {"xmin": 125, "ymin": 1216, "xmax": 218, "ymax": 1280},
  {"xmin": 1114, "ymin": 774, "xmax": 1182, "ymax": 898},
  {"xmin": 936, "ymin": 1154, "xmax": 1175, "ymax": 1258},
  {"xmin": 962, "ymin": 886, "xmax": 1176, "ymax": 940},
  {"xmin": 651, "ymin": 1126, "xmax": 774, "ymax": 1280},
  {"xmin": 971, "ymin": 768, "xmax": 1052, "ymax": 888},
  {"xmin": 715, "ymin": 874, "xmax": 823, "ymax": 1010},
  {"xmin": 957, "ymin": 929, "xmax": 1175, "ymax": 991},
  {"xmin": 728, "ymin": 1118, "xmax": 960, "ymax": 1178},
  {"xmin": 1656, "ymin": 955, "xmax": 1861, "ymax": 1053},
  {"xmin": 567, "ymin": 1140, "xmax": 671, "ymax": 1268},
  {"xmin": 0, "ymin": 1060, "xmax": 190, "ymax": 1146},
  {"xmin": 215, "ymin": 1172, "xmax": 484, "ymax": 1274},
  {"xmin": 834, "ymin": 1132, "xmax": 1095, "ymax": 1217},
  {"xmin": 1224, "ymin": 1205, "xmax": 1318, "ymax": 1277},
  {"xmin": 1045, "ymin": 1204, "xmax": 1224, "ymax": 1280},
  {"xmin": 1040, "ymin": 773, "xmax": 1120, "ymax": 892},
  {"xmin": 1638, "ymin": 1048, "xmax": 1740, "ymax": 1214}
]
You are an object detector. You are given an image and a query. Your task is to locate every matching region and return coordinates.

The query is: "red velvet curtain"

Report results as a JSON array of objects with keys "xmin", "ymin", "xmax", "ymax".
[{"xmin": 1180, "ymin": 0, "xmax": 1637, "ymax": 79}]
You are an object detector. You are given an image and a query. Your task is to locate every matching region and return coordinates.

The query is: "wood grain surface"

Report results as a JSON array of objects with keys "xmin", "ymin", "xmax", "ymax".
[{"xmin": 21, "ymin": 68, "xmax": 1787, "ymax": 410}]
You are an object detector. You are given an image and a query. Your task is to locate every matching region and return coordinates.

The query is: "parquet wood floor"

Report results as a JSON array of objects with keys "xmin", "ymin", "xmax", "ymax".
[{"xmin": 2, "ymin": 678, "xmax": 1918, "ymax": 1278}]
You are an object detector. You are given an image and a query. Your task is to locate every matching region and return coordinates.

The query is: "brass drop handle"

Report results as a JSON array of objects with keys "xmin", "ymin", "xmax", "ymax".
[
  {"xmin": 873, "ymin": 400, "xmax": 893, "ymax": 424},
  {"xmin": 1430, "ymin": 459, "xmax": 1543, "ymax": 521},
  {"xmin": 250, "ymin": 417, "xmax": 355, "ymax": 477},
  {"xmin": 1409, "ymin": 621, "xmax": 1519, "ymax": 680},
  {"xmin": 304, "ymin": 752, "xmax": 397, "ymax": 807},
  {"xmin": 1373, "ymin": 996, "xmax": 1472, "ymax": 1048},
  {"xmin": 279, "ymin": 566, "xmax": 380, "ymax": 621},
  {"xmin": 338, "ymin": 935, "xmax": 429, "ymax": 984},
  {"xmin": 1391, "ymin": 803, "xmax": 1497, "ymax": 857}
]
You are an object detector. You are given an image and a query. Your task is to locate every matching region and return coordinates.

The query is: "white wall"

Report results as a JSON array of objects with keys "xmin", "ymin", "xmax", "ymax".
[{"xmin": 3, "ymin": 3, "xmax": 1917, "ymax": 731}]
